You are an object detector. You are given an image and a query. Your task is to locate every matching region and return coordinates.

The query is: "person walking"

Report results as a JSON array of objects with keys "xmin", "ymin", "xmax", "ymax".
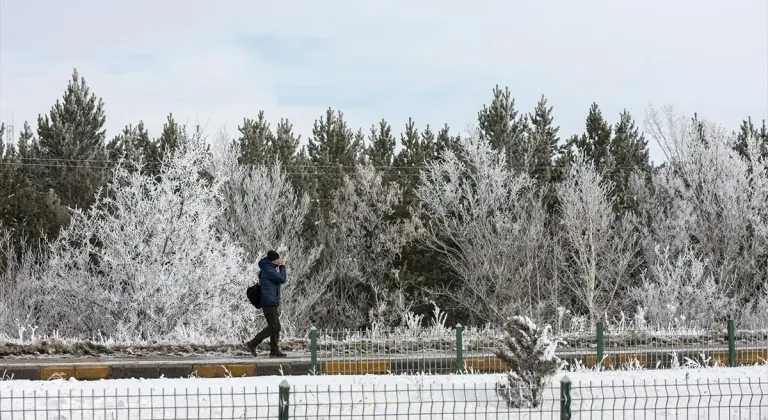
[{"xmin": 246, "ymin": 250, "xmax": 287, "ymax": 358}]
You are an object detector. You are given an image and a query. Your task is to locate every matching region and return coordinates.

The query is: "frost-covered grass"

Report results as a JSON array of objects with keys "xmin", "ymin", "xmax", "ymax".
[{"xmin": 2, "ymin": 321, "xmax": 766, "ymax": 359}]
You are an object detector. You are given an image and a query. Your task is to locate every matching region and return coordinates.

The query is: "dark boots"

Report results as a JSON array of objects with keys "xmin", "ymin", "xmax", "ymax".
[
  {"xmin": 244, "ymin": 339, "xmax": 286, "ymax": 357},
  {"xmin": 245, "ymin": 339, "xmax": 259, "ymax": 357}
]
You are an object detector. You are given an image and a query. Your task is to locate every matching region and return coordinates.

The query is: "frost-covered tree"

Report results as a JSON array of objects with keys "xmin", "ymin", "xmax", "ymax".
[
  {"xmin": 30, "ymin": 135, "xmax": 256, "ymax": 341},
  {"xmin": 643, "ymin": 105, "xmax": 768, "ymax": 302},
  {"xmin": 416, "ymin": 133, "xmax": 553, "ymax": 324},
  {"xmin": 213, "ymin": 142, "xmax": 326, "ymax": 334},
  {"xmin": 556, "ymin": 155, "xmax": 640, "ymax": 327},
  {"xmin": 317, "ymin": 163, "xmax": 415, "ymax": 327},
  {"xmin": 495, "ymin": 316, "xmax": 561, "ymax": 408}
]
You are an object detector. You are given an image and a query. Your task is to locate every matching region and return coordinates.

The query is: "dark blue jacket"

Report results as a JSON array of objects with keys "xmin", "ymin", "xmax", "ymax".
[{"xmin": 258, "ymin": 257, "xmax": 286, "ymax": 307}]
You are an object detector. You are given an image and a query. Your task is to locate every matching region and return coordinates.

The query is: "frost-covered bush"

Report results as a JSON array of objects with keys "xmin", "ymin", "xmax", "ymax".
[
  {"xmin": 0, "ymin": 229, "xmax": 41, "ymax": 337},
  {"xmin": 213, "ymin": 143, "xmax": 325, "ymax": 335},
  {"xmin": 632, "ymin": 246, "xmax": 733, "ymax": 329},
  {"xmin": 29, "ymin": 135, "xmax": 257, "ymax": 341},
  {"xmin": 739, "ymin": 282, "xmax": 768, "ymax": 330},
  {"xmin": 495, "ymin": 316, "xmax": 561, "ymax": 408}
]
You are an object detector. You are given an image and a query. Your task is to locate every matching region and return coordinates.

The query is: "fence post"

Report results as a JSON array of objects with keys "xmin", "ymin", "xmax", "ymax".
[
  {"xmin": 456, "ymin": 324, "xmax": 464, "ymax": 373},
  {"xmin": 596, "ymin": 322, "xmax": 604, "ymax": 369},
  {"xmin": 278, "ymin": 379, "xmax": 290, "ymax": 420},
  {"xmin": 560, "ymin": 375, "xmax": 571, "ymax": 420},
  {"xmin": 310, "ymin": 327, "xmax": 318, "ymax": 374},
  {"xmin": 727, "ymin": 318, "xmax": 736, "ymax": 367}
]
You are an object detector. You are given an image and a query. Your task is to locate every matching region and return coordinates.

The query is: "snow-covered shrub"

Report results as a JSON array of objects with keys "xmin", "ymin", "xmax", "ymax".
[
  {"xmin": 632, "ymin": 246, "xmax": 733, "ymax": 329},
  {"xmin": 0, "ymin": 228, "xmax": 44, "ymax": 338},
  {"xmin": 495, "ymin": 316, "xmax": 561, "ymax": 408},
  {"xmin": 416, "ymin": 133, "xmax": 554, "ymax": 325},
  {"xmin": 212, "ymin": 142, "xmax": 325, "ymax": 335},
  {"xmin": 739, "ymin": 282, "xmax": 768, "ymax": 330},
  {"xmin": 30, "ymin": 135, "xmax": 256, "ymax": 341}
]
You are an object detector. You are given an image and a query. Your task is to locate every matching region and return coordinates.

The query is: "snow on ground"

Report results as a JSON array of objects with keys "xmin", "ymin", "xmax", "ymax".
[{"xmin": 1, "ymin": 366, "xmax": 767, "ymax": 419}]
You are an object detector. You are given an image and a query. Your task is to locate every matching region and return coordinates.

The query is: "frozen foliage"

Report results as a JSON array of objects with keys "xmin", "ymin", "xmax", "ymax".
[
  {"xmin": 0, "ymin": 229, "xmax": 42, "ymax": 337},
  {"xmin": 556, "ymin": 154, "xmax": 640, "ymax": 328},
  {"xmin": 212, "ymin": 143, "xmax": 325, "ymax": 335},
  {"xmin": 27, "ymin": 136, "xmax": 256, "ymax": 341},
  {"xmin": 633, "ymin": 246, "xmax": 733, "ymax": 329},
  {"xmin": 738, "ymin": 282, "xmax": 768, "ymax": 329},
  {"xmin": 643, "ymin": 105, "xmax": 768, "ymax": 303},
  {"xmin": 317, "ymin": 163, "xmax": 415, "ymax": 328},
  {"xmin": 416, "ymin": 133, "xmax": 553, "ymax": 325},
  {"xmin": 495, "ymin": 316, "xmax": 561, "ymax": 408}
]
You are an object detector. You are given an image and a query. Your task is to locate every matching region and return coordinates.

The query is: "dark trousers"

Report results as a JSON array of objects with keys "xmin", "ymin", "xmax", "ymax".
[{"xmin": 251, "ymin": 306, "xmax": 281, "ymax": 350}]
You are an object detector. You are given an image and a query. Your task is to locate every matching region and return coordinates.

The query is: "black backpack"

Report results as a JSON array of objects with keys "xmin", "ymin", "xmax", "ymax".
[{"xmin": 246, "ymin": 284, "xmax": 261, "ymax": 308}]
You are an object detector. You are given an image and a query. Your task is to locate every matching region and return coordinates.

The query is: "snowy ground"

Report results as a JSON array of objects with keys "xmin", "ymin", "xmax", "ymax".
[{"xmin": 1, "ymin": 366, "xmax": 767, "ymax": 419}]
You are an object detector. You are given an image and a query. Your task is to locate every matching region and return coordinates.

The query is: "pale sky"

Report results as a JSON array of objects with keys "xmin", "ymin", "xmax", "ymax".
[{"xmin": 1, "ymin": 0, "xmax": 767, "ymax": 164}]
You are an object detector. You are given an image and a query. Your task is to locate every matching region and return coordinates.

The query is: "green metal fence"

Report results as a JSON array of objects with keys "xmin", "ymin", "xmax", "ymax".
[
  {"xmin": 308, "ymin": 319, "xmax": 768, "ymax": 374},
  {"xmin": 2, "ymin": 378, "xmax": 766, "ymax": 418}
]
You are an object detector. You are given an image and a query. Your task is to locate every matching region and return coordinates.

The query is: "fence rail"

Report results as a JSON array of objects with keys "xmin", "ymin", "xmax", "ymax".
[
  {"xmin": 309, "ymin": 320, "xmax": 768, "ymax": 374},
  {"xmin": 2, "ymin": 378, "xmax": 766, "ymax": 419}
]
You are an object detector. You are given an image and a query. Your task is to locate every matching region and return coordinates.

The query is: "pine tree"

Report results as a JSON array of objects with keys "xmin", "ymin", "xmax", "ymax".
[
  {"xmin": 0, "ymin": 123, "xmax": 5, "ymax": 161},
  {"xmin": 366, "ymin": 119, "xmax": 396, "ymax": 169},
  {"xmin": 575, "ymin": 103, "xmax": 612, "ymax": 170},
  {"xmin": 157, "ymin": 113, "xmax": 184, "ymax": 160},
  {"xmin": 35, "ymin": 69, "xmax": 107, "ymax": 213},
  {"xmin": 0, "ymin": 124, "xmax": 68, "ymax": 253},
  {"xmin": 107, "ymin": 122, "xmax": 153, "ymax": 170},
  {"xmin": 353, "ymin": 128, "xmax": 366, "ymax": 166},
  {"xmin": 527, "ymin": 95, "xmax": 560, "ymax": 186},
  {"xmin": 307, "ymin": 108, "xmax": 361, "ymax": 168},
  {"xmin": 394, "ymin": 118, "xmax": 429, "ymax": 168},
  {"xmin": 609, "ymin": 110, "xmax": 651, "ymax": 214},
  {"xmin": 734, "ymin": 117, "xmax": 768, "ymax": 162},
  {"xmin": 421, "ymin": 125, "xmax": 436, "ymax": 162},
  {"xmin": 434, "ymin": 124, "xmax": 461, "ymax": 161},
  {"xmin": 477, "ymin": 85, "xmax": 528, "ymax": 170},
  {"xmin": 236, "ymin": 111, "xmax": 273, "ymax": 166},
  {"xmin": 273, "ymin": 118, "xmax": 300, "ymax": 167},
  {"xmin": 306, "ymin": 108, "xmax": 362, "ymax": 212},
  {"xmin": 555, "ymin": 102, "xmax": 613, "ymax": 188},
  {"xmin": 17, "ymin": 122, "xmax": 35, "ymax": 159}
]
